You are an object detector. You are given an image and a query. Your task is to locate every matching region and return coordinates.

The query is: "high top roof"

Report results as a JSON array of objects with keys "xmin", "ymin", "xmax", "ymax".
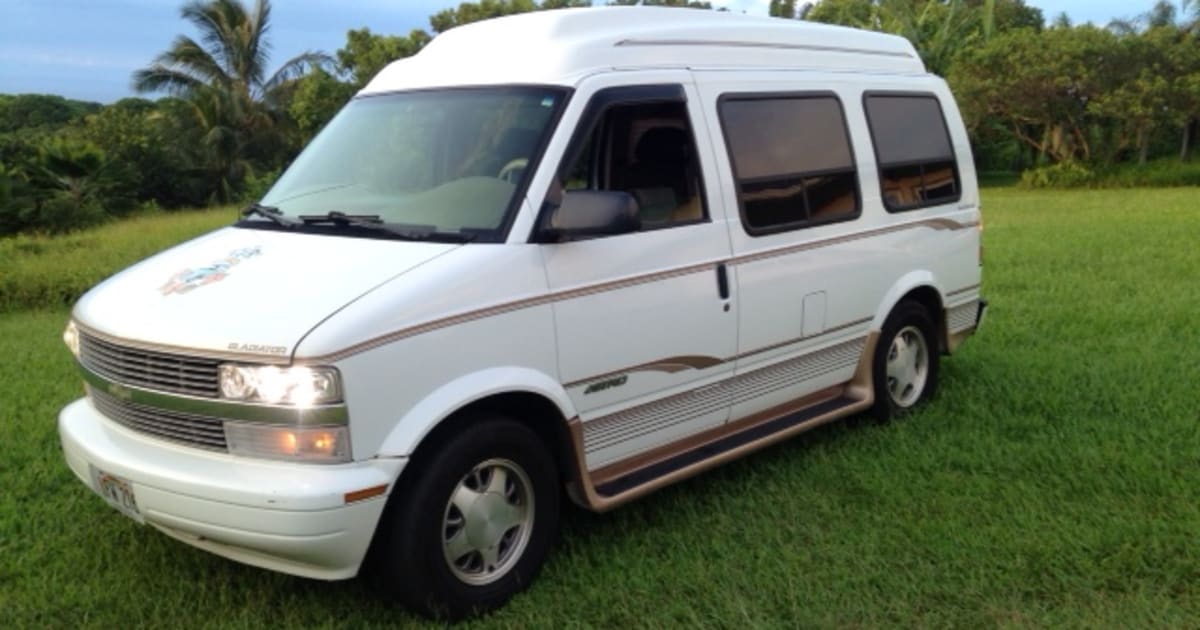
[{"xmin": 362, "ymin": 7, "xmax": 925, "ymax": 95}]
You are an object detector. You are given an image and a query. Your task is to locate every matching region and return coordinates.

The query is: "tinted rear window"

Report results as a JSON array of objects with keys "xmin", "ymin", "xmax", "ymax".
[{"xmin": 864, "ymin": 94, "xmax": 960, "ymax": 211}]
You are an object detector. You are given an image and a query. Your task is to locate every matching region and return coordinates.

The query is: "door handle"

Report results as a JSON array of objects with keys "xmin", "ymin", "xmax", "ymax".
[{"xmin": 715, "ymin": 263, "xmax": 730, "ymax": 300}]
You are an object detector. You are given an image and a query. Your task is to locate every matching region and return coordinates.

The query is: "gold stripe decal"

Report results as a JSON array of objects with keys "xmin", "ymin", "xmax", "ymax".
[
  {"xmin": 302, "ymin": 218, "xmax": 978, "ymax": 363},
  {"xmin": 565, "ymin": 355, "xmax": 725, "ymax": 389}
]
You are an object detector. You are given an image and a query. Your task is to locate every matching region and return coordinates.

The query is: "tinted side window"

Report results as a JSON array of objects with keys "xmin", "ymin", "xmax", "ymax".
[
  {"xmin": 719, "ymin": 95, "xmax": 858, "ymax": 235},
  {"xmin": 864, "ymin": 94, "xmax": 961, "ymax": 211},
  {"xmin": 558, "ymin": 100, "xmax": 707, "ymax": 230}
]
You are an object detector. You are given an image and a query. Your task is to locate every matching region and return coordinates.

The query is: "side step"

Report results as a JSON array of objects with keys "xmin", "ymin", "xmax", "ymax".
[
  {"xmin": 567, "ymin": 386, "xmax": 872, "ymax": 512},
  {"xmin": 595, "ymin": 395, "xmax": 860, "ymax": 497}
]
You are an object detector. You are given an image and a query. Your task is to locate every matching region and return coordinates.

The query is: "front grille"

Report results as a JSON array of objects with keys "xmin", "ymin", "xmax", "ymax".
[
  {"xmin": 79, "ymin": 332, "xmax": 221, "ymax": 398},
  {"xmin": 88, "ymin": 385, "xmax": 228, "ymax": 451}
]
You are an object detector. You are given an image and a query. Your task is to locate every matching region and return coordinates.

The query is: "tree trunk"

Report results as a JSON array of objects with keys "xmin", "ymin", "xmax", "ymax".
[
  {"xmin": 1182, "ymin": 116, "xmax": 1197, "ymax": 162},
  {"xmin": 1138, "ymin": 127, "xmax": 1149, "ymax": 166}
]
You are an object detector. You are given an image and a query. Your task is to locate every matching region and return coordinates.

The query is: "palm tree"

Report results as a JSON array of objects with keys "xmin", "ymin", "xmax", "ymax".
[{"xmin": 133, "ymin": 0, "xmax": 331, "ymax": 201}]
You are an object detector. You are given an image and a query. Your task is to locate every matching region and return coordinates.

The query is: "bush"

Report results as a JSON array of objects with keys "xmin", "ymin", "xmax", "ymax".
[
  {"xmin": 1020, "ymin": 159, "xmax": 1200, "ymax": 189},
  {"xmin": 1018, "ymin": 162, "xmax": 1096, "ymax": 188},
  {"xmin": 1095, "ymin": 159, "xmax": 1200, "ymax": 188}
]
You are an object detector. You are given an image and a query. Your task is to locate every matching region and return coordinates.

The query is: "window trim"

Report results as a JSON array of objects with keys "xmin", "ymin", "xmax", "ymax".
[
  {"xmin": 530, "ymin": 83, "xmax": 712, "ymax": 243},
  {"xmin": 716, "ymin": 91, "xmax": 862, "ymax": 238},
  {"xmin": 862, "ymin": 90, "xmax": 962, "ymax": 213}
]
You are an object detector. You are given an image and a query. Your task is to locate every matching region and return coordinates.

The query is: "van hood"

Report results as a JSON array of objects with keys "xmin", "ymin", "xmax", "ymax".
[{"xmin": 73, "ymin": 227, "xmax": 458, "ymax": 362}]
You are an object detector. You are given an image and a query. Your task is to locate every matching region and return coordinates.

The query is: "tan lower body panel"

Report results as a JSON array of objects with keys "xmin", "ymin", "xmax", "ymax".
[{"xmin": 566, "ymin": 332, "xmax": 880, "ymax": 512}]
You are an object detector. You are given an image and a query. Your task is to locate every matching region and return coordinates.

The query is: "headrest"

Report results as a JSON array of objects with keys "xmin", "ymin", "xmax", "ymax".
[{"xmin": 634, "ymin": 126, "xmax": 689, "ymax": 164}]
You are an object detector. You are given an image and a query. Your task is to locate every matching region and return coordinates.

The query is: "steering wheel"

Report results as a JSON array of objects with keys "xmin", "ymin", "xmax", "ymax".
[{"xmin": 497, "ymin": 158, "xmax": 528, "ymax": 184}]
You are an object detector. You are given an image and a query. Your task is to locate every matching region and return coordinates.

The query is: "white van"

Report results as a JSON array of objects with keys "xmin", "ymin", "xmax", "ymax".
[{"xmin": 58, "ymin": 7, "xmax": 985, "ymax": 618}]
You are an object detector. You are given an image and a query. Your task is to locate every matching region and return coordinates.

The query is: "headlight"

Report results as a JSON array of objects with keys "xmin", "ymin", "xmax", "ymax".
[
  {"xmin": 218, "ymin": 364, "xmax": 342, "ymax": 406},
  {"xmin": 63, "ymin": 321, "xmax": 80, "ymax": 358},
  {"xmin": 224, "ymin": 422, "xmax": 350, "ymax": 463}
]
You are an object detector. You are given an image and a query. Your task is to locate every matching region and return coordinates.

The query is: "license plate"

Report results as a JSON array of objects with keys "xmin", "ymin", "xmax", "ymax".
[{"xmin": 89, "ymin": 465, "xmax": 144, "ymax": 524}]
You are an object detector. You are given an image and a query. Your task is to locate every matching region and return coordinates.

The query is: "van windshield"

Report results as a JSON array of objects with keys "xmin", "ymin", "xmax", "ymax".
[{"xmin": 254, "ymin": 87, "xmax": 566, "ymax": 241}]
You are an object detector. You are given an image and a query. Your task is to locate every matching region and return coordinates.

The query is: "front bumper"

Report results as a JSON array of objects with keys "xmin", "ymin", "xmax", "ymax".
[{"xmin": 58, "ymin": 398, "xmax": 406, "ymax": 580}]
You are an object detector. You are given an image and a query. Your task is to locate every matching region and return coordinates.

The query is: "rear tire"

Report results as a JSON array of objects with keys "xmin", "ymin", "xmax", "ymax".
[
  {"xmin": 375, "ymin": 415, "xmax": 559, "ymax": 620},
  {"xmin": 871, "ymin": 300, "xmax": 939, "ymax": 421}
]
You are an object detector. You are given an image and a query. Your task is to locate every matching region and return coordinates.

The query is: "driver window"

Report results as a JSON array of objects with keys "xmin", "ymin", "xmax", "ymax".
[{"xmin": 560, "ymin": 101, "xmax": 707, "ymax": 229}]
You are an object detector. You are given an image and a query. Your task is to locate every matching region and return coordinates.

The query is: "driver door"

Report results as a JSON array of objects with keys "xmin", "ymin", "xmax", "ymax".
[{"xmin": 535, "ymin": 73, "xmax": 737, "ymax": 471}]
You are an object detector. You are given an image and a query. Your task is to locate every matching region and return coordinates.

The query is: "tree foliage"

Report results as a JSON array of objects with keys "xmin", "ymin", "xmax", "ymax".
[
  {"xmin": 4, "ymin": 0, "xmax": 1200, "ymax": 235},
  {"xmin": 805, "ymin": 0, "xmax": 1042, "ymax": 75},
  {"xmin": 808, "ymin": 0, "xmax": 1199, "ymax": 171},
  {"xmin": 0, "ymin": 94, "xmax": 101, "ymax": 135}
]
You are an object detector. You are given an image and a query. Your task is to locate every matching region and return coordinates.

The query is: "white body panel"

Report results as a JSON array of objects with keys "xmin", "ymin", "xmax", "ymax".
[
  {"xmin": 73, "ymin": 227, "xmax": 457, "ymax": 360},
  {"xmin": 57, "ymin": 7, "xmax": 982, "ymax": 582}
]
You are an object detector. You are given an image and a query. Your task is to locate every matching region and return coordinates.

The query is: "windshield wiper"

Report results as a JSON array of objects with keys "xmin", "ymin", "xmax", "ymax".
[
  {"xmin": 298, "ymin": 211, "xmax": 476, "ymax": 243},
  {"xmin": 299, "ymin": 210, "xmax": 385, "ymax": 226},
  {"xmin": 241, "ymin": 203, "xmax": 298, "ymax": 228}
]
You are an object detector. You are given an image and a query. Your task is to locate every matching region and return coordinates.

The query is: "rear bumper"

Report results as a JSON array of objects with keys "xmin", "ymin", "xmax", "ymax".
[{"xmin": 58, "ymin": 398, "xmax": 406, "ymax": 580}]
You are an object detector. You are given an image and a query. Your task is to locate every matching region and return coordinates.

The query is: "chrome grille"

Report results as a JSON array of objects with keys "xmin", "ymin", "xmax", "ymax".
[
  {"xmin": 79, "ymin": 332, "xmax": 221, "ymax": 398},
  {"xmin": 87, "ymin": 385, "xmax": 228, "ymax": 451}
]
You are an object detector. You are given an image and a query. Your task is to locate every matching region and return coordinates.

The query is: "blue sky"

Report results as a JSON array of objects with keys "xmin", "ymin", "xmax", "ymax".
[{"xmin": 0, "ymin": 1, "xmax": 1150, "ymax": 104}]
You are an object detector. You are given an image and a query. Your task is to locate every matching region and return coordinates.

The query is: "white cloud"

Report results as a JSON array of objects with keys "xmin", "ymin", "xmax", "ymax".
[{"xmin": 0, "ymin": 47, "xmax": 144, "ymax": 70}]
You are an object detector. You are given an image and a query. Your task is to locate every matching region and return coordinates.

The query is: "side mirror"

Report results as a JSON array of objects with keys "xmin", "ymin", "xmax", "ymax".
[{"xmin": 536, "ymin": 190, "xmax": 641, "ymax": 242}]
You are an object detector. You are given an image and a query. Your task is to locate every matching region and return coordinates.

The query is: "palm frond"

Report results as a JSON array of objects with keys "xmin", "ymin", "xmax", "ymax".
[
  {"xmin": 132, "ymin": 65, "xmax": 208, "ymax": 95},
  {"xmin": 261, "ymin": 51, "xmax": 334, "ymax": 94},
  {"xmin": 245, "ymin": 0, "xmax": 272, "ymax": 88},
  {"xmin": 161, "ymin": 36, "xmax": 232, "ymax": 86},
  {"xmin": 181, "ymin": 0, "xmax": 235, "ymax": 75}
]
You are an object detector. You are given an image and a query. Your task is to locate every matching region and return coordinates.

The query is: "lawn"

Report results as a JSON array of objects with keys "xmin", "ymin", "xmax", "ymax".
[{"xmin": 1, "ymin": 188, "xmax": 1198, "ymax": 627}]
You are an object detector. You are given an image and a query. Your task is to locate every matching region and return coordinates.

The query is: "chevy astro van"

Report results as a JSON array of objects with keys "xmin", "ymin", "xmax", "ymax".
[{"xmin": 58, "ymin": 7, "xmax": 986, "ymax": 618}]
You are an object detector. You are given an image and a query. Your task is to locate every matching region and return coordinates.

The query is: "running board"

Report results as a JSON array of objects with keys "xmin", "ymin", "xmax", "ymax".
[
  {"xmin": 596, "ymin": 394, "xmax": 859, "ymax": 496},
  {"xmin": 566, "ymin": 386, "xmax": 873, "ymax": 512}
]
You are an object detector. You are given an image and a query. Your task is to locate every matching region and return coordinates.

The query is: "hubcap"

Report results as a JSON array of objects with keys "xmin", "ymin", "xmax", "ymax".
[
  {"xmin": 886, "ymin": 324, "xmax": 929, "ymax": 408},
  {"xmin": 442, "ymin": 458, "xmax": 534, "ymax": 585}
]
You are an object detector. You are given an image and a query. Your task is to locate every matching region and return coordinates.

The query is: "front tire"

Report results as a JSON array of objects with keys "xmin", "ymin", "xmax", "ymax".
[
  {"xmin": 871, "ymin": 300, "xmax": 939, "ymax": 420},
  {"xmin": 376, "ymin": 415, "xmax": 560, "ymax": 620}
]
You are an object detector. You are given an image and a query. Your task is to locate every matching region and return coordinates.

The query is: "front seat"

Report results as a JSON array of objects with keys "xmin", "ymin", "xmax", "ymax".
[{"xmin": 621, "ymin": 126, "xmax": 698, "ymax": 225}]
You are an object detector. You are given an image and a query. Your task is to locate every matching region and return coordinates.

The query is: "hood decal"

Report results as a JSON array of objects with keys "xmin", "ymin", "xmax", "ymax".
[{"xmin": 159, "ymin": 246, "xmax": 262, "ymax": 296}]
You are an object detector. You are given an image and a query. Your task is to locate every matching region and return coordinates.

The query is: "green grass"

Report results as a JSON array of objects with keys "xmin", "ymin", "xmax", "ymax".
[
  {"xmin": 2, "ymin": 188, "xmax": 1199, "ymax": 627},
  {"xmin": 0, "ymin": 206, "xmax": 236, "ymax": 314}
]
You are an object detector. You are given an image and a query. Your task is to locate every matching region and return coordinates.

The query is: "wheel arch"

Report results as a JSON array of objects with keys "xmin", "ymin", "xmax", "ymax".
[
  {"xmin": 872, "ymin": 271, "xmax": 946, "ymax": 353},
  {"xmin": 376, "ymin": 367, "xmax": 576, "ymax": 458},
  {"xmin": 375, "ymin": 368, "xmax": 582, "ymax": 502}
]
